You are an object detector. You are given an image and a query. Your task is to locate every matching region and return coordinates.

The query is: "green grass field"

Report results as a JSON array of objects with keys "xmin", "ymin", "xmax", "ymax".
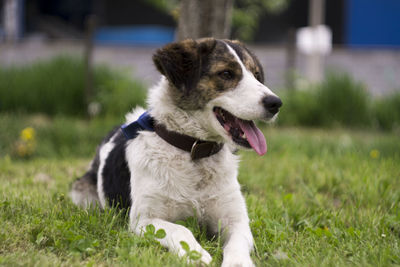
[{"xmin": 0, "ymin": 117, "xmax": 399, "ymax": 266}]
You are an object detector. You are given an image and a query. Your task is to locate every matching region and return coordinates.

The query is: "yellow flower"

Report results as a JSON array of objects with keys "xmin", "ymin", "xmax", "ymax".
[
  {"xmin": 15, "ymin": 127, "xmax": 36, "ymax": 158},
  {"xmin": 370, "ymin": 149, "xmax": 380, "ymax": 159},
  {"xmin": 20, "ymin": 127, "xmax": 35, "ymax": 141}
]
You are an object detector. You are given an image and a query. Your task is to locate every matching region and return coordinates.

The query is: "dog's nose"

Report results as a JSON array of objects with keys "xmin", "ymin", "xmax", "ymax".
[{"xmin": 262, "ymin": 96, "xmax": 282, "ymax": 114}]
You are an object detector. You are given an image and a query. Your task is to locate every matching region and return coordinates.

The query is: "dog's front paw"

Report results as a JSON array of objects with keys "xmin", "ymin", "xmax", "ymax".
[
  {"xmin": 199, "ymin": 250, "xmax": 212, "ymax": 265},
  {"xmin": 176, "ymin": 242, "xmax": 212, "ymax": 265},
  {"xmin": 221, "ymin": 253, "xmax": 254, "ymax": 267}
]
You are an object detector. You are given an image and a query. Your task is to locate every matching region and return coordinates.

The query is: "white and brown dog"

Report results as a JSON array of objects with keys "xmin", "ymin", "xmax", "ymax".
[{"xmin": 70, "ymin": 38, "xmax": 282, "ymax": 266}]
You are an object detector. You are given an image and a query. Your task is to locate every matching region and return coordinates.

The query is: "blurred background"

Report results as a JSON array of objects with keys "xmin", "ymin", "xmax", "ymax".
[{"xmin": 1, "ymin": 0, "xmax": 399, "ymax": 158}]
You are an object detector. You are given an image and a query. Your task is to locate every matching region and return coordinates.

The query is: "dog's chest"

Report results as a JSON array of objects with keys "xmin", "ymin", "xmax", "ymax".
[
  {"xmin": 128, "ymin": 135, "xmax": 238, "ymax": 220},
  {"xmin": 150, "ymin": 159, "xmax": 232, "ymax": 220},
  {"xmin": 151, "ymin": 151, "xmax": 235, "ymax": 197}
]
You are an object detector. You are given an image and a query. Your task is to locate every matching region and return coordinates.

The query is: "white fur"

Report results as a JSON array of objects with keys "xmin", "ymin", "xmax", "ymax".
[
  {"xmin": 97, "ymin": 133, "xmax": 118, "ymax": 208},
  {"xmin": 69, "ymin": 183, "xmax": 99, "ymax": 209}
]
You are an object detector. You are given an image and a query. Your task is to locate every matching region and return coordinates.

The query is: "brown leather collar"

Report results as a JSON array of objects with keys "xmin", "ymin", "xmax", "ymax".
[{"xmin": 154, "ymin": 123, "xmax": 224, "ymax": 160}]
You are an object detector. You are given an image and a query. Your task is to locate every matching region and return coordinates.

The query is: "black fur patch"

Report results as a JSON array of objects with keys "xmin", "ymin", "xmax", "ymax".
[
  {"xmin": 103, "ymin": 126, "xmax": 121, "ymax": 143},
  {"xmin": 72, "ymin": 126, "xmax": 121, "ymax": 190},
  {"xmin": 153, "ymin": 38, "xmax": 217, "ymax": 95},
  {"xmin": 101, "ymin": 130, "xmax": 132, "ymax": 209}
]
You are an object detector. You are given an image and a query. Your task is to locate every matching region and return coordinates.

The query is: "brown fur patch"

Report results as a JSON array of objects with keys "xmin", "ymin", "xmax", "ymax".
[{"xmin": 183, "ymin": 40, "xmax": 244, "ymax": 109}]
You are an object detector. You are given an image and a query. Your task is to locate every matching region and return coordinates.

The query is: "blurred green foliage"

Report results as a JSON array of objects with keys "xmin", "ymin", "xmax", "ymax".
[
  {"xmin": 0, "ymin": 56, "xmax": 146, "ymax": 118},
  {"xmin": 0, "ymin": 56, "xmax": 87, "ymax": 116},
  {"xmin": 233, "ymin": 0, "xmax": 290, "ymax": 41},
  {"xmin": 278, "ymin": 72, "xmax": 400, "ymax": 131},
  {"xmin": 94, "ymin": 66, "xmax": 147, "ymax": 118},
  {"xmin": 373, "ymin": 92, "xmax": 400, "ymax": 131},
  {"xmin": 1, "ymin": 56, "xmax": 399, "ymax": 133},
  {"xmin": 142, "ymin": 0, "xmax": 290, "ymax": 41},
  {"xmin": 143, "ymin": 0, "xmax": 180, "ymax": 18}
]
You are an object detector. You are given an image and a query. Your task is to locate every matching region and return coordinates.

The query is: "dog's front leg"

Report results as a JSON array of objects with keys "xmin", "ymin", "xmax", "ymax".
[
  {"xmin": 211, "ymin": 192, "xmax": 255, "ymax": 267},
  {"xmin": 131, "ymin": 217, "xmax": 212, "ymax": 265},
  {"xmin": 221, "ymin": 222, "xmax": 254, "ymax": 267}
]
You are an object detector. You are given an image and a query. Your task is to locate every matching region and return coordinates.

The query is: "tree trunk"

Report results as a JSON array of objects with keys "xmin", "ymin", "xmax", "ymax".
[{"xmin": 177, "ymin": 0, "xmax": 233, "ymax": 41}]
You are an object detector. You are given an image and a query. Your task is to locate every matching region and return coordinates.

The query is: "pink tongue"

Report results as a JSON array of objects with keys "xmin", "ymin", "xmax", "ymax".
[{"xmin": 237, "ymin": 120, "xmax": 267, "ymax": 155}]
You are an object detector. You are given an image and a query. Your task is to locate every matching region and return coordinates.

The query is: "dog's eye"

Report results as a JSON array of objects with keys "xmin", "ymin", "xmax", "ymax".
[{"xmin": 218, "ymin": 70, "xmax": 234, "ymax": 80}]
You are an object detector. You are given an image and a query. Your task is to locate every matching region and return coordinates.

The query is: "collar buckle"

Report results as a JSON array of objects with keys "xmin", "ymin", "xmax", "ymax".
[
  {"xmin": 190, "ymin": 140, "xmax": 200, "ymax": 160},
  {"xmin": 190, "ymin": 140, "xmax": 222, "ymax": 160}
]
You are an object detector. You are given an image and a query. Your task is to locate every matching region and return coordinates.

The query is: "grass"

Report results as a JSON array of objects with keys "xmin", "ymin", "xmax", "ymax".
[
  {"xmin": 0, "ymin": 114, "xmax": 399, "ymax": 266},
  {"xmin": 0, "ymin": 113, "xmax": 120, "ymax": 158}
]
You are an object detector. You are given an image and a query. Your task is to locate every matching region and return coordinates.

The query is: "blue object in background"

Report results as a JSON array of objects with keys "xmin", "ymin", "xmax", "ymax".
[
  {"xmin": 95, "ymin": 26, "xmax": 175, "ymax": 46},
  {"xmin": 346, "ymin": 0, "xmax": 400, "ymax": 47}
]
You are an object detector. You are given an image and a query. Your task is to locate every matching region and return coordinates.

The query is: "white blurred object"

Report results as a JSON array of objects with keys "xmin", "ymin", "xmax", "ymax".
[
  {"xmin": 88, "ymin": 102, "xmax": 101, "ymax": 117},
  {"xmin": 4, "ymin": 0, "xmax": 23, "ymax": 42},
  {"xmin": 296, "ymin": 25, "xmax": 332, "ymax": 55},
  {"xmin": 296, "ymin": 24, "xmax": 332, "ymax": 82}
]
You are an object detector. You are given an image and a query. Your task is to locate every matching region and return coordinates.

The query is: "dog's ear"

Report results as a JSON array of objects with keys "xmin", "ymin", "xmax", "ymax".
[{"xmin": 153, "ymin": 38, "xmax": 216, "ymax": 94}]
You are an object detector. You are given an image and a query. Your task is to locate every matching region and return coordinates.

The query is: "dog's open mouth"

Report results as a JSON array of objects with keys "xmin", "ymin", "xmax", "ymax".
[{"xmin": 213, "ymin": 107, "xmax": 267, "ymax": 155}]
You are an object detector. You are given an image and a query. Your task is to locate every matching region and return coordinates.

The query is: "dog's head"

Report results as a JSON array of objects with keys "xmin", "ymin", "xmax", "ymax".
[{"xmin": 153, "ymin": 38, "xmax": 282, "ymax": 155}]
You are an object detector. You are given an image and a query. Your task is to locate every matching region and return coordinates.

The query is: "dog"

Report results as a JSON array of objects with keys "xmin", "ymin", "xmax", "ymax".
[{"xmin": 70, "ymin": 38, "xmax": 282, "ymax": 266}]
